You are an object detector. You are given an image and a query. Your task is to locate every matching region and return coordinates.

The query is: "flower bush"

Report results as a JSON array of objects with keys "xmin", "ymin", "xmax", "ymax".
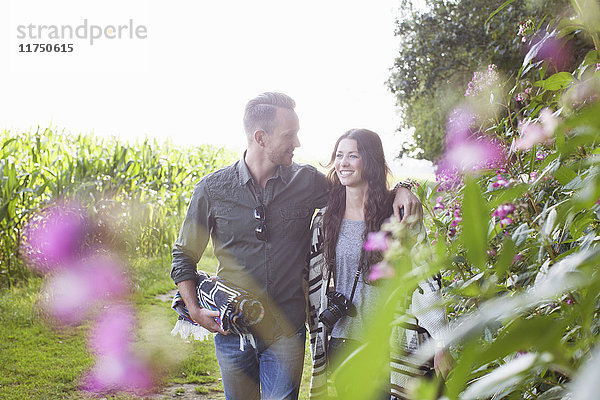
[{"xmin": 336, "ymin": 1, "xmax": 600, "ymax": 399}]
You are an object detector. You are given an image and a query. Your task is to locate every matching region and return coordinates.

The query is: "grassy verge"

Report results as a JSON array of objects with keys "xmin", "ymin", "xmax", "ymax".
[{"xmin": 0, "ymin": 248, "xmax": 314, "ymax": 399}]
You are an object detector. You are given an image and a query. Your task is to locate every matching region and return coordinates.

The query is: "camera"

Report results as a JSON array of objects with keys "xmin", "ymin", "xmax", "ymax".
[{"xmin": 318, "ymin": 291, "xmax": 357, "ymax": 329}]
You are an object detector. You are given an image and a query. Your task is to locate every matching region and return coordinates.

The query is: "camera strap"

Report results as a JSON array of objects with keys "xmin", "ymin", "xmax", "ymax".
[{"xmin": 326, "ymin": 261, "xmax": 362, "ymax": 304}]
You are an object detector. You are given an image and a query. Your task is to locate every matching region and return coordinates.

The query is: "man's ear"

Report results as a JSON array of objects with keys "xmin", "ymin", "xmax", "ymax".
[{"xmin": 254, "ymin": 130, "xmax": 266, "ymax": 147}]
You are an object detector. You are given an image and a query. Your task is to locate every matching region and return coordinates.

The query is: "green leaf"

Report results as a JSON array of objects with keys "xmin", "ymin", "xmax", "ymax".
[
  {"xmin": 495, "ymin": 238, "xmax": 517, "ymax": 280},
  {"xmin": 553, "ymin": 166, "xmax": 578, "ymax": 185},
  {"xmin": 461, "ymin": 178, "xmax": 489, "ymax": 268},
  {"xmin": 485, "ymin": 0, "xmax": 517, "ymax": 26},
  {"xmin": 534, "ymin": 72, "xmax": 574, "ymax": 91}
]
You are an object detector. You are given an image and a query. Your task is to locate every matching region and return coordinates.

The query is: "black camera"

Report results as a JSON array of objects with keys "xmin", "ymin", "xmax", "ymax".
[{"xmin": 318, "ymin": 291, "xmax": 357, "ymax": 329}]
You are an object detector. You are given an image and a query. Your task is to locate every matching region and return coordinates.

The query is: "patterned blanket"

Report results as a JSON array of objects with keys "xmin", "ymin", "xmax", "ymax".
[{"xmin": 171, "ymin": 271, "xmax": 264, "ymax": 347}]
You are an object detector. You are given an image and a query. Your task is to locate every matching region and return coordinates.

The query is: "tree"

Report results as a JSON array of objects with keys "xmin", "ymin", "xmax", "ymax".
[{"xmin": 388, "ymin": 0, "xmax": 569, "ymax": 161}]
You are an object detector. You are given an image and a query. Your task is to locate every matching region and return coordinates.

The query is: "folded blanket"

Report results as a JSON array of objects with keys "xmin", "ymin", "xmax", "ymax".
[{"xmin": 171, "ymin": 271, "xmax": 264, "ymax": 347}]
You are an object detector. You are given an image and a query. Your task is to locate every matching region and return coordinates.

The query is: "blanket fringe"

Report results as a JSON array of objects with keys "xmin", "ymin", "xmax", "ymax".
[{"xmin": 170, "ymin": 319, "xmax": 212, "ymax": 341}]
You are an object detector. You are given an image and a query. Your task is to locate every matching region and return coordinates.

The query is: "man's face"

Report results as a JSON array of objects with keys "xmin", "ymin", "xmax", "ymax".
[{"xmin": 263, "ymin": 108, "xmax": 300, "ymax": 167}]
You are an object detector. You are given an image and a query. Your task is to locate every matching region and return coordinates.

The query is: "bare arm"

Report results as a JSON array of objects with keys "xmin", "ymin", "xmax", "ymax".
[{"xmin": 177, "ymin": 279, "xmax": 228, "ymax": 335}]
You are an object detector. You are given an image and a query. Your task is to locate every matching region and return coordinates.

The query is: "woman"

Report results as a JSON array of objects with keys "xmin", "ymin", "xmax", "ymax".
[{"xmin": 306, "ymin": 129, "xmax": 447, "ymax": 399}]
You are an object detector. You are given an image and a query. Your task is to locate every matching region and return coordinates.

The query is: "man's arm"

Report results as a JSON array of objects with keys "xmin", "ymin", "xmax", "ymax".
[
  {"xmin": 312, "ymin": 170, "xmax": 423, "ymax": 222},
  {"xmin": 177, "ymin": 279, "xmax": 227, "ymax": 334},
  {"xmin": 170, "ymin": 182, "xmax": 227, "ymax": 335}
]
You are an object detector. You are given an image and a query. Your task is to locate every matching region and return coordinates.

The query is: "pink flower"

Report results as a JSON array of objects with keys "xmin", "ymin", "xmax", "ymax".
[
  {"xmin": 514, "ymin": 108, "xmax": 558, "ymax": 150},
  {"xmin": 493, "ymin": 204, "xmax": 515, "ymax": 219},
  {"xmin": 464, "ymin": 65, "xmax": 499, "ymax": 97},
  {"xmin": 530, "ymin": 31, "xmax": 572, "ymax": 71},
  {"xmin": 82, "ymin": 304, "xmax": 156, "ymax": 394},
  {"xmin": 42, "ymin": 257, "xmax": 128, "ymax": 325},
  {"xmin": 492, "ymin": 173, "xmax": 510, "ymax": 188},
  {"xmin": 369, "ymin": 262, "xmax": 395, "ymax": 281},
  {"xmin": 82, "ymin": 354, "xmax": 154, "ymax": 395},
  {"xmin": 434, "ymin": 196, "xmax": 445, "ymax": 210},
  {"xmin": 21, "ymin": 205, "xmax": 87, "ymax": 273},
  {"xmin": 363, "ymin": 231, "xmax": 389, "ymax": 252},
  {"xmin": 500, "ymin": 217, "xmax": 514, "ymax": 228}
]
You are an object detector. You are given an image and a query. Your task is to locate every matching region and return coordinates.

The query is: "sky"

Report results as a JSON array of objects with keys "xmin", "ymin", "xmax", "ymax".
[{"xmin": 0, "ymin": 0, "xmax": 434, "ymax": 177}]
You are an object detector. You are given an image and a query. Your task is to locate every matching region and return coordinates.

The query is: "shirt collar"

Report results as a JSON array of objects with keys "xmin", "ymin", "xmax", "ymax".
[{"xmin": 237, "ymin": 151, "xmax": 292, "ymax": 186}]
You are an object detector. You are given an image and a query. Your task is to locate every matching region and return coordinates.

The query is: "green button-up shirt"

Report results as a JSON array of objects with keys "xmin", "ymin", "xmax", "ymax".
[{"xmin": 171, "ymin": 156, "xmax": 328, "ymax": 334}]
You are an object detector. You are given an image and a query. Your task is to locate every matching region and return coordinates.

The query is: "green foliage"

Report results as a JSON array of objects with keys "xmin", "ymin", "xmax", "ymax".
[
  {"xmin": 334, "ymin": 2, "xmax": 600, "ymax": 399},
  {"xmin": 0, "ymin": 128, "xmax": 235, "ymax": 288},
  {"xmin": 387, "ymin": 0, "xmax": 572, "ymax": 161}
]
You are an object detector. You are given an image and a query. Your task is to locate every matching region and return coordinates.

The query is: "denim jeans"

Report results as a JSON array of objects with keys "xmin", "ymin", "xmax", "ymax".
[{"xmin": 214, "ymin": 327, "xmax": 306, "ymax": 400}]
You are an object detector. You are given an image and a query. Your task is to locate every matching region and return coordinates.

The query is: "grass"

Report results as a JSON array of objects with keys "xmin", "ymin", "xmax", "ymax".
[{"xmin": 0, "ymin": 246, "xmax": 314, "ymax": 399}]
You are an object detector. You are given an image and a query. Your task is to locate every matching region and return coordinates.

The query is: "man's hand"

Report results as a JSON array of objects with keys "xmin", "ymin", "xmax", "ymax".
[
  {"xmin": 177, "ymin": 279, "xmax": 228, "ymax": 335},
  {"xmin": 393, "ymin": 186, "xmax": 423, "ymax": 223},
  {"xmin": 189, "ymin": 307, "xmax": 229, "ymax": 335}
]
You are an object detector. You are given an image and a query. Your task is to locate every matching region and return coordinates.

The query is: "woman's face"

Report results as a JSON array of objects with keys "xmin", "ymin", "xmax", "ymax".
[{"xmin": 334, "ymin": 138, "xmax": 365, "ymax": 188}]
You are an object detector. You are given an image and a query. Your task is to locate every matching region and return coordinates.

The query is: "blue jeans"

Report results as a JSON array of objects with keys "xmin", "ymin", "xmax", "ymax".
[{"xmin": 214, "ymin": 327, "xmax": 306, "ymax": 400}]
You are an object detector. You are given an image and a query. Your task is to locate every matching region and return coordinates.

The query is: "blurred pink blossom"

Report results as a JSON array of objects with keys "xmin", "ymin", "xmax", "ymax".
[
  {"xmin": 89, "ymin": 304, "xmax": 135, "ymax": 356},
  {"xmin": 82, "ymin": 304, "xmax": 155, "ymax": 394},
  {"xmin": 369, "ymin": 262, "xmax": 395, "ymax": 281},
  {"xmin": 531, "ymin": 32, "xmax": 572, "ymax": 71},
  {"xmin": 21, "ymin": 205, "xmax": 87, "ymax": 273},
  {"xmin": 363, "ymin": 231, "xmax": 389, "ymax": 252},
  {"xmin": 514, "ymin": 108, "xmax": 559, "ymax": 150},
  {"xmin": 42, "ymin": 257, "xmax": 128, "ymax": 325},
  {"xmin": 82, "ymin": 354, "xmax": 154, "ymax": 395}
]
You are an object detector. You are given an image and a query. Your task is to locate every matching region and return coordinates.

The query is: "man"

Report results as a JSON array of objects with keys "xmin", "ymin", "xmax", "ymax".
[{"xmin": 170, "ymin": 92, "xmax": 422, "ymax": 400}]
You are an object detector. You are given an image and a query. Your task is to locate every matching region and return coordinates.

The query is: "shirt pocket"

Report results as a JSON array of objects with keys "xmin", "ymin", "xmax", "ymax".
[
  {"xmin": 280, "ymin": 206, "xmax": 312, "ymax": 242},
  {"xmin": 212, "ymin": 207, "xmax": 235, "ymax": 245}
]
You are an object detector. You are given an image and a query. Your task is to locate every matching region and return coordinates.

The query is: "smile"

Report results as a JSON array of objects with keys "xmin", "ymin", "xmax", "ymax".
[{"xmin": 338, "ymin": 170, "xmax": 353, "ymax": 177}]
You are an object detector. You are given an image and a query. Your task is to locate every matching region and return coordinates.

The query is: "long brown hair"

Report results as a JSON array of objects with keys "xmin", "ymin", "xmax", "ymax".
[{"xmin": 322, "ymin": 129, "xmax": 394, "ymax": 281}]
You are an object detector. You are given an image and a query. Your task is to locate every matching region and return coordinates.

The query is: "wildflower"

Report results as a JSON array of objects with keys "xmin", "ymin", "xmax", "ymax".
[
  {"xmin": 514, "ymin": 108, "xmax": 559, "ymax": 150},
  {"xmin": 517, "ymin": 19, "xmax": 534, "ymax": 42},
  {"xmin": 596, "ymin": 198, "xmax": 600, "ymax": 205},
  {"xmin": 464, "ymin": 64, "xmax": 500, "ymax": 97},
  {"xmin": 529, "ymin": 171, "xmax": 538, "ymax": 182},
  {"xmin": 83, "ymin": 304, "xmax": 155, "ymax": 394},
  {"xmin": 530, "ymin": 31, "xmax": 572, "ymax": 71},
  {"xmin": 448, "ymin": 227, "xmax": 457, "ymax": 237},
  {"xmin": 369, "ymin": 262, "xmax": 395, "ymax": 281},
  {"xmin": 565, "ymin": 298, "xmax": 574, "ymax": 306},
  {"xmin": 492, "ymin": 173, "xmax": 510, "ymax": 188},
  {"xmin": 21, "ymin": 204, "xmax": 87, "ymax": 273},
  {"xmin": 493, "ymin": 204, "xmax": 515, "ymax": 219},
  {"xmin": 363, "ymin": 231, "xmax": 389, "ymax": 252},
  {"xmin": 434, "ymin": 196, "xmax": 445, "ymax": 210},
  {"xmin": 535, "ymin": 151, "xmax": 546, "ymax": 161},
  {"xmin": 493, "ymin": 204, "xmax": 515, "ymax": 227},
  {"xmin": 596, "ymin": 63, "xmax": 600, "ymax": 72},
  {"xmin": 500, "ymin": 217, "xmax": 514, "ymax": 228},
  {"xmin": 515, "ymin": 92, "xmax": 526, "ymax": 102},
  {"xmin": 41, "ymin": 256, "xmax": 127, "ymax": 325}
]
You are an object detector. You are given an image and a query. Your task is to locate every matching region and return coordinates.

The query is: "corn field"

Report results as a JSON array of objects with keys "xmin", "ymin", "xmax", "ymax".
[{"xmin": 0, "ymin": 127, "xmax": 235, "ymax": 288}]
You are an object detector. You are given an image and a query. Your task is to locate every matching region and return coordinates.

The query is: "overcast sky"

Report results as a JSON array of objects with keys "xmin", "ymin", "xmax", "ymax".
[{"xmin": 1, "ymin": 0, "xmax": 434, "ymax": 177}]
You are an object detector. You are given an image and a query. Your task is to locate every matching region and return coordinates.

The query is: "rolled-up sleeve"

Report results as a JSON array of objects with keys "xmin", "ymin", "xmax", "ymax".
[
  {"xmin": 313, "ymin": 170, "xmax": 329, "ymax": 209},
  {"xmin": 170, "ymin": 181, "xmax": 211, "ymax": 284}
]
